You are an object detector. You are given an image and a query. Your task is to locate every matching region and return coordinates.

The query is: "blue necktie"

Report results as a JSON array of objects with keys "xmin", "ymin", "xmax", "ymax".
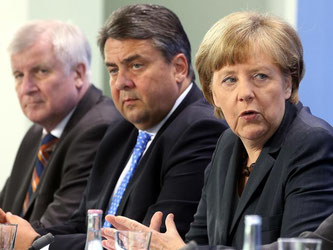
[{"xmin": 103, "ymin": 131, "xmax": 151, "ymax": 228}]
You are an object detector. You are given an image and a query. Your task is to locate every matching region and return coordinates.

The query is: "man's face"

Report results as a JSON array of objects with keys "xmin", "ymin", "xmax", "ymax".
[
  {"xmin": 104, "ymin": 38, "xmax": 184, "ymax": 130},
  {"xmin": 11, "ymin": 40, "xmax": 81, "ymax": 131}
]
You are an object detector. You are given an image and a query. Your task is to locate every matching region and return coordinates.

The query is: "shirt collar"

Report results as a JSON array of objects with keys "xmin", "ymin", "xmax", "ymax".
[
  {"xmin": 42, "ymin": 107, "xmax": 76, "ymax": 139},
  {"xmin": 143, "ymin": 82, "xmax": 193, "ymax": 138}
]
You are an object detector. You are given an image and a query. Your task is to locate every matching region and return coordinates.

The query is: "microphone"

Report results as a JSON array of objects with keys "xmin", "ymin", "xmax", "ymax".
[{"xmin": 29, "ymin": 233, "xmax": 55, "ymax": 250}]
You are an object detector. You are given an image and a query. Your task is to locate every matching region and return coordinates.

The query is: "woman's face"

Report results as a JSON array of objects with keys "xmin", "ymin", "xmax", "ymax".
[{"xmin": 211, "ymin": 51, "xmax": 292, "ymax": 148}]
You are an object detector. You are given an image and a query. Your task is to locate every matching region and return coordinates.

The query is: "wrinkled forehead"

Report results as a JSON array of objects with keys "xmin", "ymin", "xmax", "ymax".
[{"xmin": 10, "ymin": 41, "xmax": 65, "ymax": 73}]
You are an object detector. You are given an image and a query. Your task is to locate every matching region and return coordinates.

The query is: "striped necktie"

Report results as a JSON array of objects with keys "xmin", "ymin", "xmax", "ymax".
[
  {"xmin": 22, "ymin": 133, "xmax": 59, "ymax": 215},
  {"xmin": 103, "ymin": 131, "xmax": 151, "ymax": 228}
]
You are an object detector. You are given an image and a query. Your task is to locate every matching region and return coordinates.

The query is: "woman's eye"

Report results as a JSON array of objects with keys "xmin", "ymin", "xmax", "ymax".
[
  {"xmin": 222, "ymin": 77, "xmax": 236, "ymax": 84},
  {"xmin": 254, "ymin": 73, "xmax": 268, "ymax": 80}
]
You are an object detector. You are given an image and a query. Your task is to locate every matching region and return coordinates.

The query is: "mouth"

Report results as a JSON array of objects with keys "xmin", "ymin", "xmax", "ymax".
[
  {"xmin": 123, "ymin": 98, "xmax": 138, "ymax": 105},
  {"xmin": 240, "ymin": 110, "xmax": 259, "ymax": 120},
  {"xmin": 24, "ymin": 100, "xmax": 44, "ymax": 107}
]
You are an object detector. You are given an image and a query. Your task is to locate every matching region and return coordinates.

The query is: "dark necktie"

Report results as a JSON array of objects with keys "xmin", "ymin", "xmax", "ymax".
[
  {"xmin": 22, "ymin": 133, "xmax": 59, "ymax": 215},
  {"xmin": 103, "ymin": 131, "xmax": 151, "ymax": 228}
]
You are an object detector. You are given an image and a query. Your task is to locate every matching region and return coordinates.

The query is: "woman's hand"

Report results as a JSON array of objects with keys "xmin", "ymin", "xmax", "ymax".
[{"xmin": 101, "ymin": 211, "xmax": 186, "ymax": 250}]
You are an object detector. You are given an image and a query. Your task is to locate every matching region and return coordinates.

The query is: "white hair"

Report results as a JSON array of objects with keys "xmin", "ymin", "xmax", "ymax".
[{"xmin": 8, "ymin": 20, "xmax": 92, "ymax": 81}]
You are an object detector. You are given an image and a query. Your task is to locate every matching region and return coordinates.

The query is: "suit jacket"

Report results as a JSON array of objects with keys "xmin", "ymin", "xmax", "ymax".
[
  {"xmin": 183, "ymin": 215, "xmax": 333, "ymax": 250},
  {"xmin": 0, "ymin": 85, "xmax": 121, "ymax": 228},
  {"xmin": 186, "ymin": 101, "xmax": 333, "ymax": 249},
  {"xmin": 39, "ymin": 84, "xmax": 228, "ymax": 250},
  {"xmin": 261, "ymin": 213, "xmax": 333, "ymax": 250},
  {"xmin": 298, "ymin": 213, "xmax": 333, "ymax": 250}
]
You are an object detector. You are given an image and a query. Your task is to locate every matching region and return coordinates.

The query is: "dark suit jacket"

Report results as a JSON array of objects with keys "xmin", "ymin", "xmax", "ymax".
[
  {"xmin": 183, "ymin": 215, "xmax": 333, "ymax": 250},
  {"xmin": 0, "ymin": 85, "xmax": 121, "ymax": 228},
  {"xmin": 186, "ymin": 101, "xmax": 333, "ymax": 249},
  {"xmin": 298, "ymin": 213, "xmax": 333, "ymax": 250},
  {"xmin": 39, "ymin": 84, "xmax": 228, "ymax": 250},
  {"xmin": 262, "ymin": 213, "xmax": 333, "ymax": 250}
]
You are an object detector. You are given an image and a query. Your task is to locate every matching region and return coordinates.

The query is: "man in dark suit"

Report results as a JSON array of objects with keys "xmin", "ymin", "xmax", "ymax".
[
  {"xmin": 0, "ymin": 20, "xmax": 120, "ymax": 228},
  {"xmin": 0, "ymin": 4, "xmax": 227, "ymax": 250},
  {"xmin": 99, "ymin": 10, "xmax": 333, "ymax": 250}
]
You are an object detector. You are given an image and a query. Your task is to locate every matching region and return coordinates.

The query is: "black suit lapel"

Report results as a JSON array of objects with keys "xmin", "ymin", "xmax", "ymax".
[
  {"xmin": 219, "ymin": 139, "xmax": 244, "ymax": 244},
  {"xmin": 97, "ymin": 124, "xmax": 138, "ymax": 213},
  {"xmin": 116, "ymin": 84, "xmax": 203, "ymax": 215},
  {"xmin": 156, "ymin": 83, "xmax": 203, "ymax": 137},
  {"xmin": 61, "ymin": 85, "xmax": 102, "ymax": 139},
  {"xmin": 229, "ymin": 102, "xmax": 297, "ymax": 236},
  {"xmin": 116, "ymin": 128, "xmax": 154, "ymax": 215},
  {"xmin": 36, "ymin": 85, "xmax": 103, "ymax": 191},
  {"xmin": 25, "ymin": 86, "xmax": 102, "ymax": 216},
  {"xmin": 230, "ymin": 149, "xmax": 275, "ymax": 235},
  {"xmin": 19, "ymin": 126, "xmax": 42, "ymax": 217}
]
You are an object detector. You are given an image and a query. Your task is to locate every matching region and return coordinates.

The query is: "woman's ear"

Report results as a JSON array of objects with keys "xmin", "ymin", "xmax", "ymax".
[{"xmin": 284, "ymin": 75, "xmax": 292, "ymax": 99}]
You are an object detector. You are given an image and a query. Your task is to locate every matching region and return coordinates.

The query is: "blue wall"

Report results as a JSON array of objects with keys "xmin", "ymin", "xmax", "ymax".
[{"xmin": 297, "ymin": 0, "xmax": 333, "ymax": 125}]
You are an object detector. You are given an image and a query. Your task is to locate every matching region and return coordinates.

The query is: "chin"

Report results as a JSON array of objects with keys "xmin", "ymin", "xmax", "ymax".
[{"xmin": 240, "ymin": 128, "xmax": 268, "ymax": 141}]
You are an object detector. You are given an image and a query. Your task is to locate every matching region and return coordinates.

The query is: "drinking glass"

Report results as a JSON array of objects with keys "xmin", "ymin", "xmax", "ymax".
[
  {"xmin": 0, "ymin": 224, "xmax": 17, "ymax": 250},
  {"xmin": 115, "ymin": 230, "xmax": 152, "ymax": 250},
  {"xmin": 278, "ymin": 238, "xmax": 322, "ymax": 250}
]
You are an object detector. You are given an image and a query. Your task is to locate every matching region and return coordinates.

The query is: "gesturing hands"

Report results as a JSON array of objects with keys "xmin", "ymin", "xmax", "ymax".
[{"xmin": 101, "ymin": 211, "xmax": 186, "ymax": 250}]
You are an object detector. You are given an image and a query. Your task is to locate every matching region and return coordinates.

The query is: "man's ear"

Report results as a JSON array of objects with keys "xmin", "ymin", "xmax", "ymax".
[
  {"xmin": 73, "ymin": 63, "xmax": 86, "ymax": 89},
  {"xmin": 172, "ymin": 53, "xmax": 188, "ymax": 84}
]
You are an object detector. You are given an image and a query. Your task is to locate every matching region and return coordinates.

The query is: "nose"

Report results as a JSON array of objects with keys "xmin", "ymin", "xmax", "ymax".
[
  {"xmin": 19, "ymin": 74, "xmax": 38, "ymax": 95},
  {"xmin": 238, "ymin": 78, "xmax": 254, "ymax": 102},
  {"xmin": 113, "ymin": 70, "xmax": 134, "ymax": 90}
]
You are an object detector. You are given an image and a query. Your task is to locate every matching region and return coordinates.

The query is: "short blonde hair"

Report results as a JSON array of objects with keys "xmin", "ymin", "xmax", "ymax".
[{"xmin": 196, "ymin": 11, "xmax": 304, "ymax": 118}]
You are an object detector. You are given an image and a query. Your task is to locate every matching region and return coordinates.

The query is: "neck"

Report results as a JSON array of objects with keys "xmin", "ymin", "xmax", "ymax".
[
  {"xmin": 178, "ymin": 78, "xmax": 191, "ymax": 95},
  {"xmin": 77, "ymin": 82, "xmax": 90, "ymax": 100},
  {"xmin": 243, "ymin": 144, "xmax": 262, "ymax": 165}
]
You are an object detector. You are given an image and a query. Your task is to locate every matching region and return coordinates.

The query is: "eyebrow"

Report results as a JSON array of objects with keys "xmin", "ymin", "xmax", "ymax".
[
  {"xmin": 220, "ymin": 65, "xmax": 272, "ymax": 74},
  {"xmin": 12, "ymin": 70, "xmax": 21, "ymax": 76},
  {"xmin": 105, "ymin": 54, "xmax": 141, "ymax": 67}
]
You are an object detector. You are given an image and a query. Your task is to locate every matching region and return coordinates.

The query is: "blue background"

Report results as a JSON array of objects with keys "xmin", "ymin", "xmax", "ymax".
[{"xmin": 298, "ymin": 0, "xmax": 333, "ymax": 125}]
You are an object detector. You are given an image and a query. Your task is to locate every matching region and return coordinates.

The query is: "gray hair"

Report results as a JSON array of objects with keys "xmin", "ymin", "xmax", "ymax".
[
  {"xmin": 97, "ymin": 4, "xmax": 194, "ymax": 81},
  {"xmin": 8, "ymin": 20, "xmax": 92, "ymax": 80}
]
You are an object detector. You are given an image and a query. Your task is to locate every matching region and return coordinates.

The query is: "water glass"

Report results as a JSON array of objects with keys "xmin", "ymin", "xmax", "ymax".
[
  {"xmin": 278, "ymin": 238, "xmax": 322, "ymax": 250},
  {"xmin": 0, "ymin": 224, "xmax": 17, "ymax": 250},
  {"xmin": 115, "ymin": 230, "xmax": 152, "ymax": 250}
]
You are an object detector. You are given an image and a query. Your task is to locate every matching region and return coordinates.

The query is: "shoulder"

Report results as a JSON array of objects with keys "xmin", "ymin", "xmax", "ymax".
[
  {"xmin": 19, "ymin": 124, "xmax": 42, "ymax": 146},
  {"xmin": 74, "ymin": 85, "xmax": 121, "ymax": 125},
  {"xmin": 68, "ymin": 98, "xmax": 121, "ymax": 137},
  {"xmin": 285, "ymin": 104, "xmax": 333, "ymax": 148},
  {"xmin": 79, "ymin": 97, "xmax": 120, "ymax": 125},
  {"xmin": 214, "ymin": 129, "xmax": 238, "ymax": 153},
  {"xmin": 170, "ymin": 96, "xmax": 227, "ymax": 131},
  {"xmin": 204, "ymin": 129, "xmax": 238, "ymax": 175},
  {"xmin": 277, "ymin": 105, "xmax": 333, "ymax": 172}
]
